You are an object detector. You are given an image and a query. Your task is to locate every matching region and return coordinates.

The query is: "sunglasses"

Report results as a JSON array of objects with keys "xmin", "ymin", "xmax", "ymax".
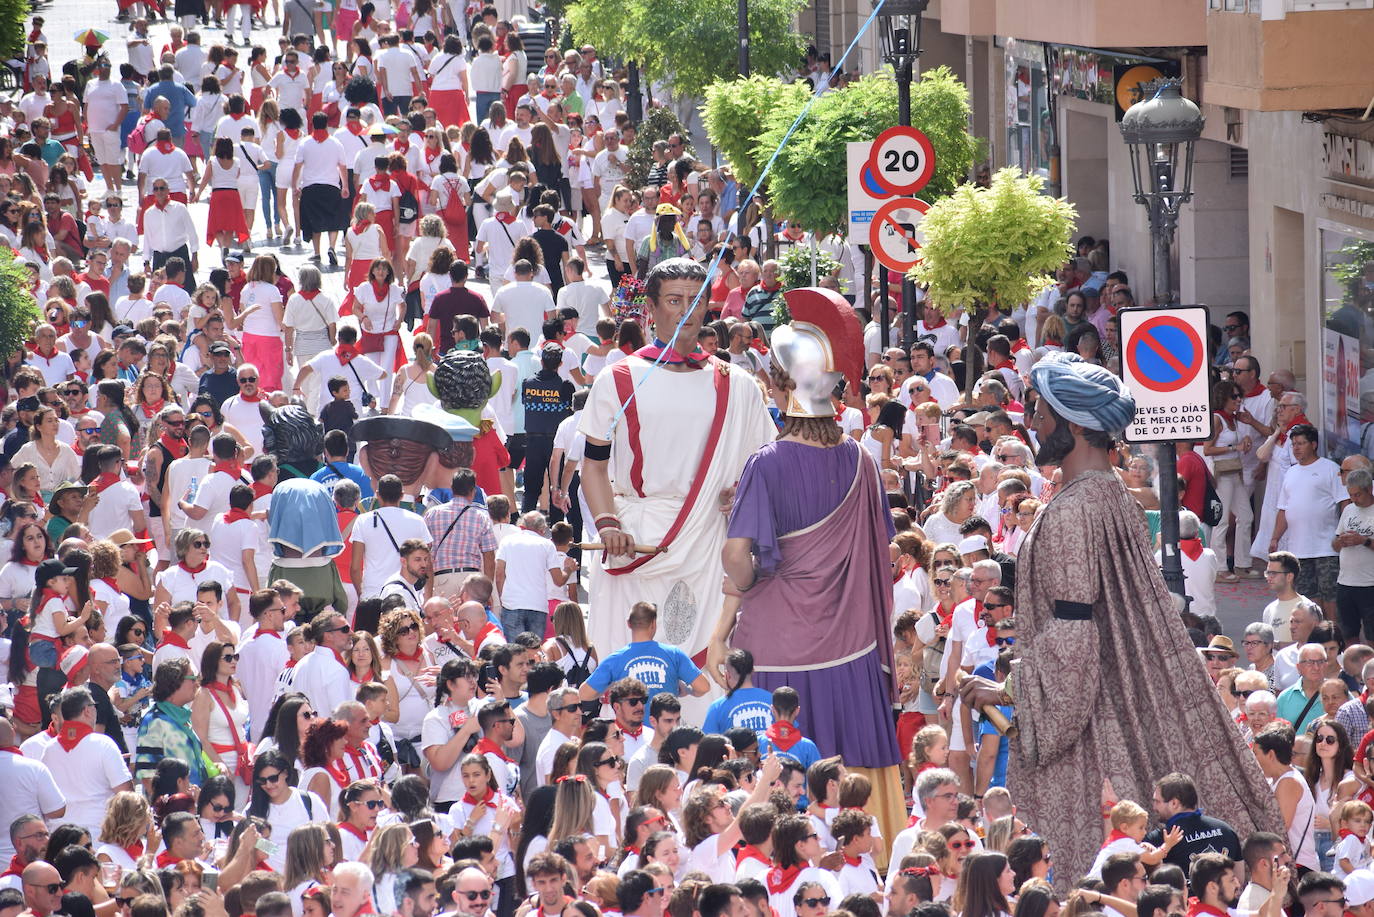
[
  {"xmin": 115, "ymin": 897, "xmax": 136, "ymax": 907},
  {"xmin": 77, "ymin": 426, "xmax": 98, "ymax": 434},
  {"xmin": 327, "ymin": 624, "xmax": 352, "ymax": 635},
  {"xmin": 256, "ymin": 771, "xmax": 285, "ymax": 785},
  {"xmin": 801, "ymin": 899, "xmax": 830, "ymax": 908},
  {"xmin": 192, "ymin": 540, "xmax": 210, "ymax": 549},
  {"xmin": 238, "ymin": 376, "xmax": 257, "ymax": 384},
  {"xmin": 984, "ymin": 602, "xmax": 1010, "ymax": 611},
  {"xmin": 153, "ymin": 185, "xmax": 168, "ymax": 191},
  {"xmin": 645, "ymin": 888, "xmax": 667, "ymax": 898},
  {"xmin": 995, "ymin": 637, "xmax": 1016, "ymax": 647},
  {"xmin": 934, "ymin": 578, "xmax": 952, "ymax": 587},
  {"xmin": 220, "ymin": 653, "xmax": 238, "ymax": 663},
  {"xmin": 364, "ymin": 798, "xmax": 385, "ymax": 809},
  {"xmin": 28, "ymin": 883, "xmax": 62, "ymax": 895},
  {"xmin": 1316, "ymin": 734, "xmax": 1340, "ymax": 745},
  {"xmin": 461, "ymin": 891, "xmax": 492, "ymax": 902},
  {"xmin": 302, "ymin": 710, "xmax": 317, "ymax": 719},
  {"xmin": 597, "ymin": 756, "xmax": 623, "ymax": 768},
  {"xmin": 208, "ymin": 801, "xmax": 232, "ymax": 813},
  {"xmin": 623, "ymin": 697, "xmax": 646, "ymax": 706},
  {"xmin": 165, "ymin": 418, "xmax": 185, "ymax": 426},
  {"xmin": 1231, "ymin": 688, "xmax": 1257, "ymax": 699},
  {"xmin": 395, "ymin": 623, "xmax": 418, "ymax": 636},
  {"xmin": 949, "ymin": 840, "xmax": 976, "ymax": 849}
]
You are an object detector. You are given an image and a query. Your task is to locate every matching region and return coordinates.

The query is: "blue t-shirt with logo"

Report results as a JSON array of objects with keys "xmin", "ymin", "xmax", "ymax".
[
  {"xmin": 585, "ymin": 640, "xmax": 702, "ymax": 698},
  {"xmin": 702, "ymin": 687, "xmax": 774, "ymax": 739}
]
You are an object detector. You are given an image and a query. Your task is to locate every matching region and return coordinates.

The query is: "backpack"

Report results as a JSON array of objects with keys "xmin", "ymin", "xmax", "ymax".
[
  {"xmin": 1201, "ymin": 466, "xmax": 1225, "ymax": 527},
  {"xmin": 441, "ymin": 178, "xmax": 466, "ymax": 225},
  {"xmin": 128, "ymin": 114, "xmax": 154, "ymax": 155},
  {"xmin": 556, "ymin": 636, "xmax": 592, "ymax": 686},
  {"xmin": 397, "ymin": 176, "xmax": 420, "ymax": 225},
  {"xmin": 919, "ymin": 611, "xmax": 946, "ymax": 695}
]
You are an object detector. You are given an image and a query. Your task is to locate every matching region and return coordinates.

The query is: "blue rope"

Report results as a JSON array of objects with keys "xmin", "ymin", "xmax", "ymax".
[{"xmin": 601, "ymin": 0, "xmax": 891, "ymax": 439}]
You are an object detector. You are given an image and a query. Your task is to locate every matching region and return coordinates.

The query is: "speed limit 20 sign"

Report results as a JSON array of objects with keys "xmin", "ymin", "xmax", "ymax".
[{"xmin": 867, "ymin": 126, "xmax": 936, "ymax": 196}]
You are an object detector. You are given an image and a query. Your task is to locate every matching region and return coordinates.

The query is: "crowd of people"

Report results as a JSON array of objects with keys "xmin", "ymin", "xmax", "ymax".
[{"xmin": 2, "ymin": 7, "xmax": 1372, "ymax": 917}]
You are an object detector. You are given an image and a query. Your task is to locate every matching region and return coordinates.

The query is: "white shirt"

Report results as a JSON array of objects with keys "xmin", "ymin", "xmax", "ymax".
[
  {"xmin": 139, "ymin": 146, "xmax": 194, "ymax": 191},
  {"xmin": 25, "ymin": 349, "xmax": 75, "ymax": 387},
  {"xmin": 155, "ymin": 560, "xmax": 236, "ymax": 610},
  {"xmin": 210, "ymin": 515, "xmax": 260, "ymax": 593},
  {"xmin": 495, "ymin": 528, "xmax": 560, "ymax": 610},
  {"xmin": 237, "ymin": 628, "xmax": 290, "ymax": 738},
  {"xmin": 84, "ymin": 78, "xmax": 127, "ymax": 132},
  {"xmin": 470, "ymin": 52, "xmax": 502, "ymax": 93},
  {"xmin": 0, "ymin": 750, "xmax": 64, "ymax": 860},
  {"xmin": 350, "ymin": 506, "xmax": 431, "ymax": 598},
  {"xmin": 263, "ymin": 789, "xmax": 328, "ymax": 870},
  {"xmin": 534, "ymin": 725, "xmax": 578, "ymax": 785},
  {"xmin": 292, "ymin": 645, "xmax": 353, "ymax": 720},
  {"xmin": 492, "ymin": 282, "xmax": 554, "ymax": 338},
  {"xmin": 304, "ymin": 350, "xmax": 385, "ymax": 413},
  {"xmin": 1277, "ymin": 458, "xmax": 1346, "ymax": 558},
  {"xmin": 556, "ymin": 280, "xmax": 609, "ymax": 335},
  {"xmin": 420, "ymin": 701, "xmax": 478, "ymax": 801},
  {"xmin": 238, "ymin": 281, "xmax": 284, "ymax": 337},
  {"xmin": 142, "ymin": 200, "xmax": 199, "ymax": 254},
  {"xmin": 221, "ymin": 395, "xmax": 267, "ymax": 453},
  {"xmin": 1337, "ymin": 501, "xmax": 1374, "ymax": 586},
  {"xmin": 293, "ymin": 136, "xmax": 348, "ymax": 188},
  {"xmin": 39, "ymin": 731, "xmax": 131, "ymax": 837},
  {"xmin": 88, "ymin": 479, "xmax": 143, "ymax": 539}
]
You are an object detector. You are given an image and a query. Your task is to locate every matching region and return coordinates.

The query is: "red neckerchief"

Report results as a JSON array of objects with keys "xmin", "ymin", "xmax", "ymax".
[
  {"xmin": 991, "ymin": 357, "xmax": 1015, "ymax": 371},
  {"xmin": 472, "ymin": 621, "xmax": 501, "ymax": 649},
  {"xmin": 936, "ymin": 601, "xmax": 956, "ymax": 629},
  {"xmin": 158, "ymin": 629, "xmax": 190, "ymax": 650},
  {"xmin": 140, "ymin": 399, "xmax": 165, "ymax": 419},
  {"xmin": 923, "ymin": 316, "xmax": 946, "ymax": 330},
  {"xmin": 1011, "ymin": 338, "xmax": 1030, "ymax": 353},
  {"xmin": 424, "ymin": 147, "xmax": 439, "ymax": 166},
  {"xmin": 56, "ymin": 720, "xmax": 93, "ymax": 752},
  {"xmin": 475, "ymin": 736, "xmax": 513, "ymax": 763},
  {"xmin": 1180, "ymin": 538, "xmax": 1204, "ymax": 561},
  {"xmin": 122, "ymin": 841, "xmax": 144, "ymax": 862},
  {"xmin": 338, "ymin": 822, "xmax": 369, "ymax": 842},
  {"xmin": 158, "ymin": 432, "xmax": 188, "ymax": 459},
  {"xmin": 369, "ymin": 279, "xmax": 390, "ymax": 302},
  {"xmin": 765, "ymin": 865, "xmax": 802, "ymax": 895},
  {"xmin": 1278, "ymin": 413, "xmax": 1311, "ymax": 444},
  {"xmin": 766, "ymin": 721, "xmax": 802, "ymax": 752},
  {"xmin": 495, "ymin": 211, "xmax": 516, "ymax": 224},
  {"xmin": 206, "ymin": 680, "xmax": 237, "ymax": 704},
  {"xmin": 285, "ymin": 127, "xmax": 301, "ymax": 140},
  {"xmin": 91, "ymin": 471, "xmax": 123, "ymax": 493},
  {"xmin": 346, "ymin": 121, "xmax": 364, "ymax": 136},
  {"xmin": 736, "ymin": 845, "xmax": 771, "ymax": 868},
  {"xmin": 237, "ymin": 389, "xmax": 261, "ymax": 403},
  {"xmin": 257, "ymin": 629, "xmax": 283, "ymax": 640},
  {"xmin": 1, "ymin": 855, "xmax": 24, "ymax": 878},
  {"xmin": 251, "ymin": 481, "xmax": 273, "ymax": 500},
  {"xmin": 463, "ymin": 786, "xmax": 498, "ymax": 808},
  {"xmin": 1217, "ymin": 410, "xmax": 1235, "ymax": 425},
  {"xmin": 30, "ymin": 343, "xmax": 57, "ymax": 360},
  {"xmin": 179, "ymin": 559, "xmax": 207, "ymax": 575},
  {"xmin": 367, "ymin": 173, "xmax": 391, "ymax": 193},
  {"xmin": 636, "ymin": 341, "xmax": 711, "ymax": 368},
  {"xmin": 1186, "ymin": 900, "xmax": 1231, "ymax": 917},
  {"xmin": 306, "ymin": 126, "xmax": 328, "ymax": 144},
  {"xmin": 1340, "ymin": 828, "xmax": 1369, "ymax": 842},
  {"xmin": 213, "ymin": 460, "xmax": 243, "ymax": 479},
  {"xmin": 1245, "ymin": 383, "xmax": 1266, "ymax": 398},
  {"xmin": 617, "ymin": 719, "xmax": 643, "ymax": 740},
  {"xmin": 984, "ymin": 626, "xmax": 997, "ymax": 647},
  {"xmin": 842, "ymin": 855, "xmax": 863, "ymax": 867},
  {"xmin": 392, "ymin": 646, "xmax": 423, "ymax": 664},
  {"xmin": 353, "ymin": 218, "xmax": 373, "ymax": 235},
  {"xmin": 38, "ymin": 588, "xmax": 68, "ymax": 614},
  {"xmin": 324, "ymin": 759, "xmax": 351, "ymax": 787},
  {"xmin": 155, "ymin": 140, "xmax": 175, "ymax": 154},
  {"xmin": 29, "ymin": 492, "xmax": 44, "ymax": 511},
  {"xmin": 0, "ymin": 746, "xmax": 21, "ymax": 754},
  {"xmin": 301, "ymin": 289, "xmax": 322, "ymax": 301},
  {"xmin": 336, "ymin": 342, "xmax": 361, "ymax": 364},
  {"xmin": 155, "ymin": 850, "xmax": 183, "ymax": 868},
  {"xmin": 1102, "ymin": 829, "xmax": 1132, "ymax": 848}
]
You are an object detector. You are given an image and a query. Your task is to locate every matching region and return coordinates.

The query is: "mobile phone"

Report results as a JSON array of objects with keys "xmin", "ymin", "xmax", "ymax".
[
  {"xmin": 202, "ymin": 872, "xmax": 218, "ymax": 893},
  {"xmin": 254, "ymin": 837, "xmax": 278, "ymax": 857},
  {"xmin": 480, "ymin": 663, "xmax": 499, "ymax": 686}
]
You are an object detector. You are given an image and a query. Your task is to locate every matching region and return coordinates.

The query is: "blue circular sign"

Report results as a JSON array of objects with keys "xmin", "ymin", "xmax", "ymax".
[
  {"xmin": 861, "ymin": 163, "xmax": 891, "ymax": 198},
  {"xmin": 1126, "ymin": 315, "xmax": 1204, "ymax": 393}
]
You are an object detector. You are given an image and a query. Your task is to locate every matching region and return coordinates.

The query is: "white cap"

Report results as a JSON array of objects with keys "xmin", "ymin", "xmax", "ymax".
[
  {"xmin": 1347, "ymin": 869, "xmax": 1374, "ymax": 907},
  {"xmin": 958, "ymin": 535, "xmax": 989, "ymax": 556}
]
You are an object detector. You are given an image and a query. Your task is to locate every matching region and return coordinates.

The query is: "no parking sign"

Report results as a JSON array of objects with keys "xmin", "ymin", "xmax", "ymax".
[{"xmin": 1119, "ymin": 305, "xmax": 1214, "ymax": 443}]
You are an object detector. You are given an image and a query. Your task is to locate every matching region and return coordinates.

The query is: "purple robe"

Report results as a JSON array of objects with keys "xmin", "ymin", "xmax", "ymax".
[{"xmin": 729, "ymin": 439, "xmax": 900, "ymax": 767}]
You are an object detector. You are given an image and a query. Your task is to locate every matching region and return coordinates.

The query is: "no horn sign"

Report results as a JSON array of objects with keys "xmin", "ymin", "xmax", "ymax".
[{"xmin": 1119, "ymin": 305, "xmax": 1214, "ymax": 443}]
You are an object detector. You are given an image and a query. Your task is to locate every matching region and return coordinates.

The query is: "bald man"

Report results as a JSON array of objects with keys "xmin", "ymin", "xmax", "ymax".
[
  {"xmin": 451, "ymin": 867, "xmax": 495, "ymax": 917},
  {"xmin": 20, "ymin": 862, "xmax": 62, "ymax": 917},
  {"xmin": 0, "ymin": 731, "xmax": 63, "ymax": 865},
  {"xmin": 456, "ymin": 601, "xmax": 504, "ymax": 658}
]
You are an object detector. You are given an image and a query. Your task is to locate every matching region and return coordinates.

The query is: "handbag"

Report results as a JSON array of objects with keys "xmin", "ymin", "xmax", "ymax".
[
  {"xmin": 1201, "ymin": 467, "xmax": 1225, "ymax": 527},
  {"xmin": 208, "ymin": 685, "xmax": 256, "ymax": 785},
  {"xmin": 397, "ymin": 185, "xmax": 420, "ymax": 225},
  {"xmin": 1212, "ymin": 454, "xmax": 1243, "ymax": 476}
]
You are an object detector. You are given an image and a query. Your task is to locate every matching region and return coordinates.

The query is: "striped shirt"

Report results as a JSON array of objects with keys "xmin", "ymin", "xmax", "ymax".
[{"xmin": 424, "ymin": 497, "xmax": 498, "ymax": 572}]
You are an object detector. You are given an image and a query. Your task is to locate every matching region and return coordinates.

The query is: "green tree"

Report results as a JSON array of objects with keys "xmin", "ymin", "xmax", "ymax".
[
  {"xmin": 624, "ymin": 107, "xmax": 693, "ymax": 190},
  {"xmin": 566, "ymin": 0, "xmax": 807, "ymax": 101},
  {"xmin": 703, "ymin": 76, "xmax": 810, "ymax": 194},
  {"xmin": 912, "ymin": 167, "xmax": 1077, "ymax": 401},
  {"xmin": 756, "ymin": 67, "xmax": 982, "ymax": 237},
  {"xmin": 0, "ymin": 249, "xmax": 40, "ymax": 359},
  {"xmin": 0, "ymin": 0, "xmax": 26, "ymax": 61}
]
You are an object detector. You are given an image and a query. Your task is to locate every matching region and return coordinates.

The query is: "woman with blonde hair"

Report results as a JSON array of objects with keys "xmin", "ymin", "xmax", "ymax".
[
  {"xmin": 343, "ymin": 202, "xmax": 390, "ymax": 312},
  {"xmin": 387, "ymin": 332, "xmax": 439, "ymax": 416},
  {"xmin": 636, "ymin": 765, "xmax": 685, "ymax": 834},
  {"xmin": 96, "ymin": 791, "xmax": 153, "ymax": 871},
  {"xmin": 547, "ymin": 772, "xmax": 598, "ymax": 843},
  {"xmin": 13, "ymin": 405, "xmax": 79, "ymax": 499},
  {"xmin": 542, "ymin": 601, "xmax": 598, "ymax": 678},
  {"xmin": 379, "ymin": 607, "xmax": 434, "ymax": 770},
  {"xmin": 366, "ymin": 823, "xmax": 419, "ymax": 914},
  {"xmin": 283, "ymin": 823, "xmax": 335, "ymax": 906}
]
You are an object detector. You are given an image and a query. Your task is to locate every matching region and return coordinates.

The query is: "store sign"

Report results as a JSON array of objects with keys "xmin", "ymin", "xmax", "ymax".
[
  {"xmin": 1321, "ymin": 131, "xmax": 1374, "ymax": 184},
  {"xmin": 1320, "ymin": 192, "xmax": 1374, "ymax": 221}
]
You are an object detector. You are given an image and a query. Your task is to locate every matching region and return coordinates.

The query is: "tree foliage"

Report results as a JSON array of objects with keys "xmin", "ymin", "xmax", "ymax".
[
  {"xmin": 0, "ymin": 249, "xmax": 41, "ymax": 359},
  {"xmin": 755, "ymin": 67, "xmax": 982, "ymax": 237},
  {"xmin": 912, "ymin": 167, "xmax": 1076, "ymax": 400},
  {"xmin": 0, "ymin": 0, "xmax": 26, "ymax": 61},
  {"xmin": 703, "ymin": 76, "xmax": 809, "ymax": 194},
  {"xmin": 566, "ymin": 0, "xmax": 807, "ymax": 101}
]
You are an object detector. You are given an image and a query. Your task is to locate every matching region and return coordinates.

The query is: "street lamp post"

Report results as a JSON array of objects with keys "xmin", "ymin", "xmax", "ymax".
[
  {"xmin": 1119, "ymin": 78, "xmax": 1205, "ymax": 599},
  {"xmin": 875, "ymin": 0, "xmax": 927, "ymax": 351}
]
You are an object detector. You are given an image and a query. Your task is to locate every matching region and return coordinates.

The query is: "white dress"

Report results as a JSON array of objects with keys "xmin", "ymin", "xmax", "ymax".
[
  {"xmin": 390, "ymin": 662, "xmax": 433, "ymax": 742},
  {"xmin": 205, "ymin": 683, "xmax": 252, "ymax": 796}
]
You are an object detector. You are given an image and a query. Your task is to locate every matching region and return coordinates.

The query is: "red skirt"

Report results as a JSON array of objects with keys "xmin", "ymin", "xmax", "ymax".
[
  {"xmin": 430, "ymin": 88, "xmax": 469, "ymax": 129},
  {"xmin": 206, "ymin": 187, "xmax": 250, "ymax": 244},
  {"xmin": 308, "ymin": 92, "xmax": 323, "ymax": 118},
  {"xmin": 249, "ymin": 86, "xmax": 266, "ymax": 113},
  {"xmin": 340, "ymin": 256, "xmax": 373, "ymax": 313},
  {"xmin": 504, "ymin": 84, "xmax": 527, "ymax": 118},
  {"xmin": 334, "ymin": 7, "xmax": 359, "ymax": 40}
]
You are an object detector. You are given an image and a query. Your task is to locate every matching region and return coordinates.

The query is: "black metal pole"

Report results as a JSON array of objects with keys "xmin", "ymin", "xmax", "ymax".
[
  {"xmin": 897, "ymin": 57, "xmax": 914, "ymax": 350},
  {"xmin": 738, "ymin": 0, "xmax": 749, "ymax": 76},
  {"xmin": 1150, "ymin": 198, "xmax": 1186, "ymax": 599},
  {"xmin": 627, "ymin": 61, "xmax": 643, "ymax": 122},
  {"xmin": 879, "ymin": 266, "xmax": 891, "ymax": 352}
]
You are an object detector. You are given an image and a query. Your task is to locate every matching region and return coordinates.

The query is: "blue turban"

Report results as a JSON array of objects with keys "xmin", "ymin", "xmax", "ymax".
[{"xmin": 1030, "ymin": 352, "xmax": 1137, "ymax": 434}]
